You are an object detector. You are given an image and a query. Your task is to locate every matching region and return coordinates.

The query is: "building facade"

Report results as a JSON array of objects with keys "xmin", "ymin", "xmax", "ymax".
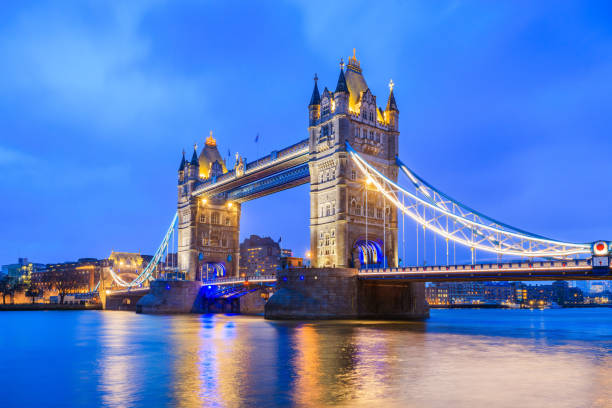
[
  {"xmin": 177, "ymin": 132, "xmax": 241, "ymax": 279},
  {"xmin": 239, "ymin": 235, "xmax": 282, "ymax": 276},
  {"xmin": 31, "ymin": 258, "xmax": 109, "ymax": 296},
  {"xmin": 308, "ymin": 50, "xmax": 399, "ymax": 269}
]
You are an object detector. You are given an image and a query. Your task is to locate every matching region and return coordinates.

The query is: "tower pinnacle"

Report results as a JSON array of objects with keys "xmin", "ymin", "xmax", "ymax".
[
  {"xmin": 335, "ymin": 62, "xmax": 348, "ymax": 94},
  {"xmin": 190, "ymin": 144, "xmax": 199, "ymax": 165},
  {"xmin": 309, "ymin": 73, "xmax": 321, "ymax": 106},
  {"xmin": 205, "ymin": 130, "xmax": 217, "ymax": 146}
]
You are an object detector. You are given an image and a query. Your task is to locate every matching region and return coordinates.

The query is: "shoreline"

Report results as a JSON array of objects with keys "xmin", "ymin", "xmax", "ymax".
[{"xmin": 0, "ymin": 304, "xmax": 102, "ymax": 311}]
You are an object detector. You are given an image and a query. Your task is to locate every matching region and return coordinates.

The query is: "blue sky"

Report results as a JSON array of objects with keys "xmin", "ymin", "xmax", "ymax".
[{"xmin": 1, "ymin": 1, "xmax": 612, "ymax": 265}]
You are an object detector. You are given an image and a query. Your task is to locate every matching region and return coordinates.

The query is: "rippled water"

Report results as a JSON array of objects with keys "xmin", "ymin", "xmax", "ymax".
[{"xmin": 0, "ymin": 309, "xmax": 610, "ymax": 407}]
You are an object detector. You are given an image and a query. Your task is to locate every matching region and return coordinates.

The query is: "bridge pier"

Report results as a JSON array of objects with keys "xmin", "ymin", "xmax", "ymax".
[
  {"xmin": 265, "ymin": 268, "xmax": 428, "ymax": 320},
  {"xmin": 136, "ymin": 280, "xmax": 202, "ymax": 314}
]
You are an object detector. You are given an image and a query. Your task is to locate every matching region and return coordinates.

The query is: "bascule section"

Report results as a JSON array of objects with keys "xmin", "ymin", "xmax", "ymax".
[{"xmin": 308, "ymin": 50, "xmax": 400, "ymax": 269}]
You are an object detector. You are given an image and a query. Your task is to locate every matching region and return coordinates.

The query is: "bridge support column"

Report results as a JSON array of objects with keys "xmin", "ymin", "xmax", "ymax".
[{"xmin": 265, "ymin": 268, "xmax": 428, "ymax": 320}]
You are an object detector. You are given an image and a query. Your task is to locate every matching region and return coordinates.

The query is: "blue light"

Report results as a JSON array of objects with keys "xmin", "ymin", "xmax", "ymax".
[
  {"xmin": 165, "ymin": 284, "xmax": 171, "ymax": 290},
  {"xmin": 299, "ymin": 275, "xmax": 304, "ymax": 281},
  {"xmin": 208, "ymin": 285, "xmax": 212, "ymax": 289},
  {"xmin": 282, "ymin": 276, "xmax": 288, "ymax": 282}
]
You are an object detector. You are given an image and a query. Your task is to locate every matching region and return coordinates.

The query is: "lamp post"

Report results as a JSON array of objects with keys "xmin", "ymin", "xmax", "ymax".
[{"xmin": 365, "ymin": 177, "xmax": 371, "ymax": 268}]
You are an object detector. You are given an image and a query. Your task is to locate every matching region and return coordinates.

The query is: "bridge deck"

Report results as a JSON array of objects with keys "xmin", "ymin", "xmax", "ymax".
[
  {"xmin": 192, "ymin": 139, "xmax": 309, "ymax": 201},
  {"xmin": 200, "ymin": 260, "xmax": 611, "ymax": 286},
  {"xmin": 359, "ymin": 260, "xmax": 611, "ymax": 282}
]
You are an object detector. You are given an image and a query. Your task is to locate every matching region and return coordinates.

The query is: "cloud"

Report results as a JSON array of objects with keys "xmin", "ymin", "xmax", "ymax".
[{"xmin": 0, "ymin": 0, "xmax": 205, "ymax": 141}]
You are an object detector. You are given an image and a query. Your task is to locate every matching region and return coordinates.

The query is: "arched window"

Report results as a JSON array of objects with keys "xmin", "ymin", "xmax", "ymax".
[{"xmin": 211, "ymin": 212, "xmax": 219, "ymax": 224}]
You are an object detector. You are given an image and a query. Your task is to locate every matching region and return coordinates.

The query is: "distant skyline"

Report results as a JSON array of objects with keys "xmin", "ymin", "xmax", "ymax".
[{"xmin": 2, "ymin": 1, "xmax": 612, "ymax": 265}]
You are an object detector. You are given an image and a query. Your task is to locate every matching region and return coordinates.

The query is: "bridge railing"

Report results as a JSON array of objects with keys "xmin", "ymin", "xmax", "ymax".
[
  {"xmin": 193, "ymin": 139, "xmax": 309, "ymax": 195},
  {"xmin": 202, "ymin": 274, "xmax": 277, "ymax": 286},
  {"xmin": 359, "ymin": 259, "xmax": 594, "ymax": 275}
]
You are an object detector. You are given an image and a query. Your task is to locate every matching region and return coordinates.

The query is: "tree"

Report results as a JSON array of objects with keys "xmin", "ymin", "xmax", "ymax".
[
  {"xmin": 25, "ymin": 284, "xmax": 41, "ymax": 304},
  {"xmin": 0, "ymin": 276, "xmax": 20, "ymax": 304},
  {"xmin": 0, "ymin": 276, "xmax": 12, "ymax": 304}
]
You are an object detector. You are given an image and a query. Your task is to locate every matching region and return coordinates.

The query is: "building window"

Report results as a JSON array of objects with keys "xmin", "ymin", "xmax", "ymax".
[
  {"xmin": 225, "ymin": 217, "xmax": 230, "ymax": 226},
  {"xmin": 211, "ymin": 212, "xmax": 219, "ymax": 224},
  {"xmin": 351, "ymin": 170, "xmax": 356, "ymax": 180},
  {"xmin": 200, "ymin": 215, "xmax": 207, "ymax": 223}
]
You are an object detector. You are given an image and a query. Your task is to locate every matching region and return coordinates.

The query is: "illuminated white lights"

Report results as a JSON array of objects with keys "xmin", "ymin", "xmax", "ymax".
[{"xmin": 347, "ymin": 145, "xmax": 591, "ymax": 258}]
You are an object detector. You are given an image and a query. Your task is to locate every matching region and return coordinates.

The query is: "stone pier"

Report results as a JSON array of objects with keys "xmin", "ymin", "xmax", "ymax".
[
  {"xmin": 136, "ymin": 280, "xmax": 202, "ymax": 314},
  {"xmin": 265, "ymin": 268, "xmax": 429, "ymax": 320}
]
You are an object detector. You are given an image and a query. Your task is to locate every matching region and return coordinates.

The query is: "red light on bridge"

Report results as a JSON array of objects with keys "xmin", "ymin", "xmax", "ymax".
[{"xmin": 592, "ymin": 241, "xmax": 610, "ymax": 256}]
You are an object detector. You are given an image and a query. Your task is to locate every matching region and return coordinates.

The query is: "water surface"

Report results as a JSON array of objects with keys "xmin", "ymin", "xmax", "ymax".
[{"xmin": 0, "ymin": 309, "xmax": 610, "ymax": 407}]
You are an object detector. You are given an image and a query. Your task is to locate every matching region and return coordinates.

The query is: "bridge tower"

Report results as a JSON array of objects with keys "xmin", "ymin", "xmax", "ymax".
[
  {"xmin": 308, "ymin": 50, "xmax": 400, "ymax": 269},
  {"xmin": 177, "ymin": 133, "xmax": 241, "ymax": 280}
]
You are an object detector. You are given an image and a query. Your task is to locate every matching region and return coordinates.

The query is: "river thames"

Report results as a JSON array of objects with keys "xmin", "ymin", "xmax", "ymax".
[{"xmin": 1, "ymin": 309, "xmax": 610, "ymax": 407}]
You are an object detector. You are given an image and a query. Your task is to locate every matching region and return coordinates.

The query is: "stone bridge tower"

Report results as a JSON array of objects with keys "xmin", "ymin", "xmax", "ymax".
[
  {"xmin": 177, "ymin": 132, "xmax": 241, "ymax": 280},
  {"xmin": 308, "ymin": 50, "xmax": 400, "ymax": 269}
]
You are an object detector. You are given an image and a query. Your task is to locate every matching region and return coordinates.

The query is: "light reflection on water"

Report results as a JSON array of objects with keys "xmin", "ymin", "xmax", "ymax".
[{"xmin": 0, "ymin": 309, "xmax": 610, "ymax": 407}]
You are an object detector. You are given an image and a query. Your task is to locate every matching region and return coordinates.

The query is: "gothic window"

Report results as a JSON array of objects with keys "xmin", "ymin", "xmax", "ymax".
[
  {"xmin": 211, "ymin": 212, "xmax": 219, "ymax": 224},
  {"xmin": 319, "ymin": 173, "xmax": 324, "ymax": 183},
  {"xmin": 322, "ymin": 105, "xmax": 330, "ymax": 116},
  {"xmin": 322, "ymin": 125, "xmax": 329, "ymax": 138},
  {"xmin": 355, "ymin": 204, "xmax": 361, "ymax": 215},
  {"xmin": 200, "ymin": 214, "xmax": 207, "ymax": 223},
  {"xmin": 325, "ymin": 205, "xmax": 330, "ymax": 216},
  {"xmin": 224, "ymin": 217, "xmax": 230, "ymax": 226}
]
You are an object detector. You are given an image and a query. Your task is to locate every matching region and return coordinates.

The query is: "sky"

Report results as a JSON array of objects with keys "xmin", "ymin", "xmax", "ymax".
[{"xmin": 1, "ymin": 0, "xmax": 612, "ymax": 266}]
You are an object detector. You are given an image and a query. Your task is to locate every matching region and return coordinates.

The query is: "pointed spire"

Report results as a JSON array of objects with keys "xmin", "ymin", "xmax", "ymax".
[
  {"xmin": 190, "ymin": 144, "xmax": 199, "ymax": 166},
  {"xmin": 309, "ymin": 73, "xmax": 321, "ymax": 106},
  {"xmin": 178, "ymin": 149, "xmax": 186, "ymax": 172},
  {"xmin": 335, "ymin": 58, "xmax": 348, "ymax": 94},
  {"xmin": 386, "ymin": 79, "xmax": 399, "ymax": 112}
]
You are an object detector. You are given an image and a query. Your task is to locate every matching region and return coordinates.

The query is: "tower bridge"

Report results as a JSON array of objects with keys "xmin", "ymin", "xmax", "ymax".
[{"xmin": 105, "ymin": 50, "xmax": 610, "ymax": 318}]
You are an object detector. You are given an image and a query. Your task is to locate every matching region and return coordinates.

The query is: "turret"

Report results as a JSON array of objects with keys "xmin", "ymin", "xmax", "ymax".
[
  {"xmin": 188, "ymin": 144, "xmax": 199, "ymax": 180},
  {"xmin": 308, "ymin": 74, "xmax": 321, "ymax": 125},
  {"xmin": 385, "ymin": 79, "xmax": 399, "ymax": 130},
  {"xmin": 333, "ymin": 59, "xmax": 349, "ymax": 114},
  {"xmin": 178, "ymin": 149, "xmax": 186, "ymax": 184}
]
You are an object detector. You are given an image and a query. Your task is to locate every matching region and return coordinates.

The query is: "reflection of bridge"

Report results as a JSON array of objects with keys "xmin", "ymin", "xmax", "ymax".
[{"xmin": 105, "ymin": 51, "xmax": 610, "ymax": 318}]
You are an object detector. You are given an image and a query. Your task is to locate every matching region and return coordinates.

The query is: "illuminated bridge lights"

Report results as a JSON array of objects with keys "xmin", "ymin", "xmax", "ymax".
[{"xmin": 346, "ymin": 142, "xmax": 598, "ymax": 259}]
